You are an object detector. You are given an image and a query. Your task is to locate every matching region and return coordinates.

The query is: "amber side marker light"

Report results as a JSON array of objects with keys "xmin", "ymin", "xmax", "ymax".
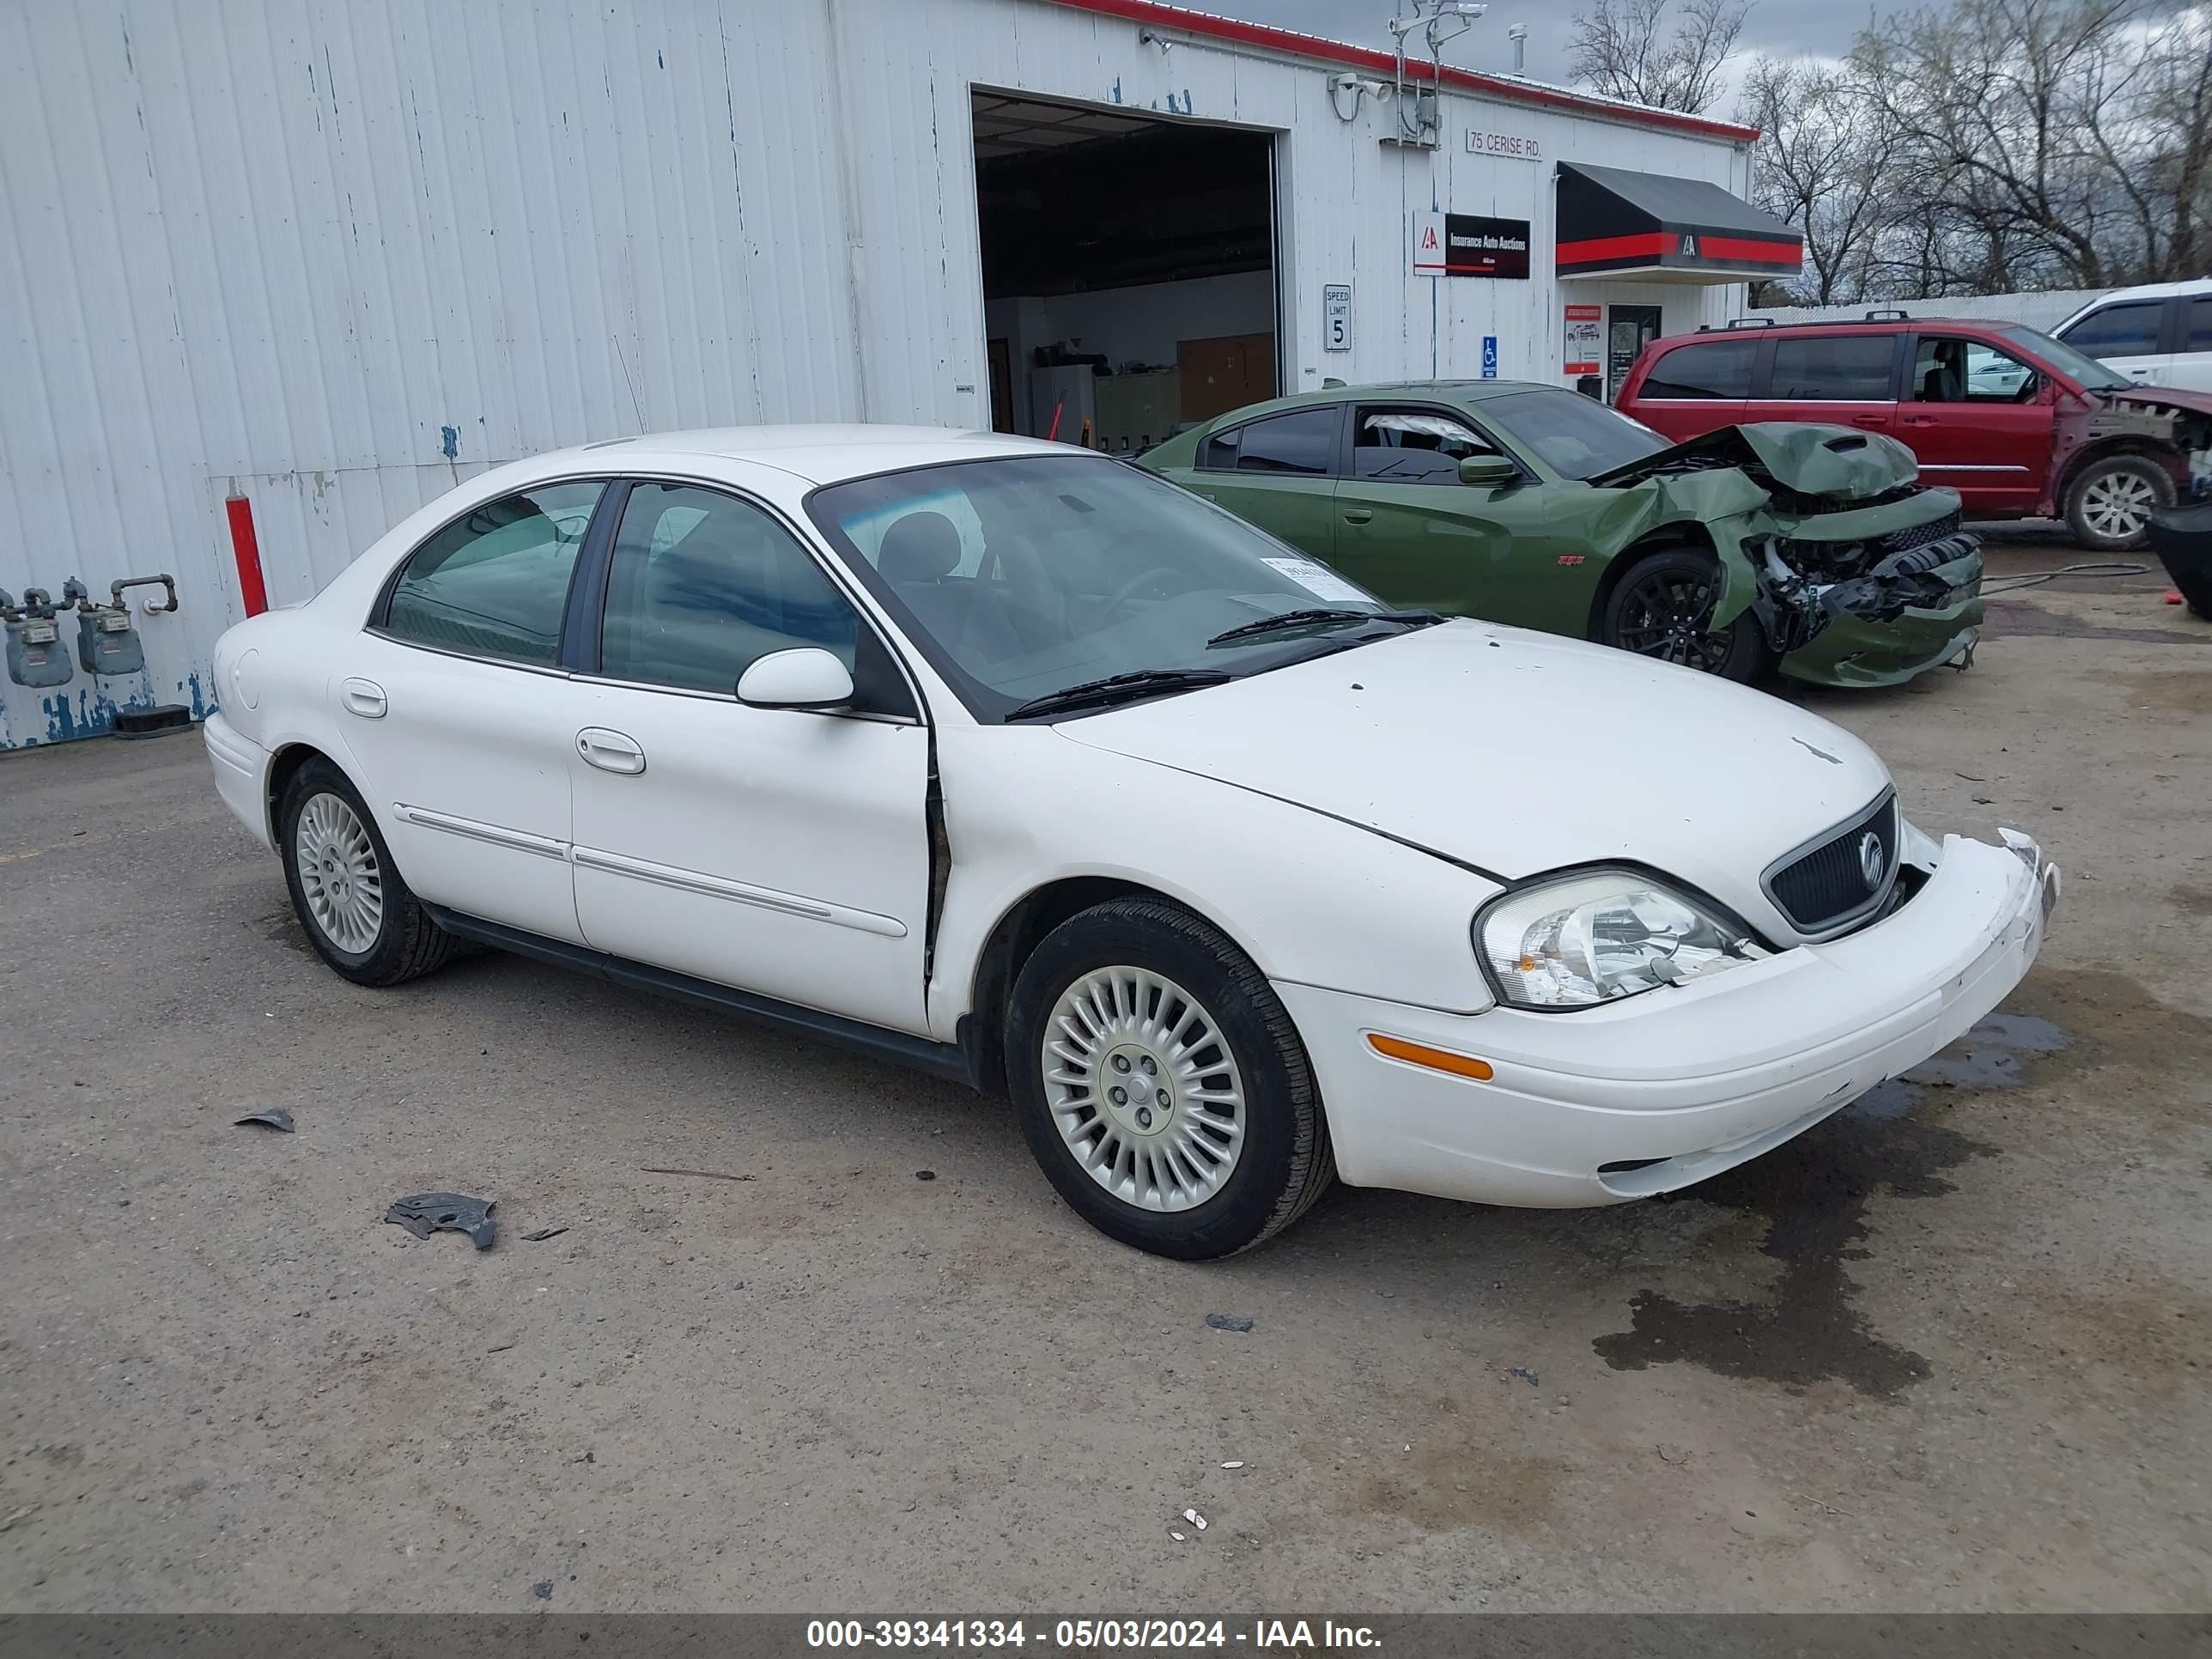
[{"xmin": 1366, "ymin": 1033, "xmax": 1494, "ymax": 1081}]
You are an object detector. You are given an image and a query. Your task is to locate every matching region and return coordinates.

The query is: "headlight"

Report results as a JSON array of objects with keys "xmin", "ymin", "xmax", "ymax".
[{"xmin": 1476, "ymin": 872, "xmax": 1768, "ymax": 1011}]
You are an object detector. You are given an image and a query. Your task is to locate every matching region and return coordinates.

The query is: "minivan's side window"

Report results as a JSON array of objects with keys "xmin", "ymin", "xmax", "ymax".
[
  {"xmin": 2061, "ymin": 301, "xmax": 2163, "ymax": 358},
  {"xmin": 1768, "ymin": 336, "xmax": 1897, "ymax": 400},
  {"xmin": 383, "ymin": 481, "xmax": 602, "ymax": 665},
  {"xmin": 1640, "ymin": 339, "xmax": 1756, "ymax": 399},
  {"xmin": 1910, "ymin": 336, "xmax": 2038, "ymax": 403},
  {"xmin": 1233, "ymin": 408, "xmax": 1338, "ymax": 476},
  {"xmin": 1353, "ymin": 409, "xmax": 1499, "ymax": 483},
  {"xmin": 599, "ymin": 483, "xmax": 859, "ymax": 694}
]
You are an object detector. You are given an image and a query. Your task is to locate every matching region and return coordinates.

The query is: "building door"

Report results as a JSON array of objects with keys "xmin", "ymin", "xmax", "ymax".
[
  {"xmin": 1607, "ymin": 305, "xmax": 1663, "ymax": 404},
  {"xmin": 987, "ymin": 338, "xmax": 1015, "ymax": 433}
]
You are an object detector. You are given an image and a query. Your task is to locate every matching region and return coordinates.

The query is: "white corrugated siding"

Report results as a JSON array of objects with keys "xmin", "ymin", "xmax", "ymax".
[
  {"xmin": 0, "ymin": 0, "xmax": 1749, "ymax": 749},
  {"xmin": 1755, "ymin": 289, "xmax": 2106, "ymax": 331}
]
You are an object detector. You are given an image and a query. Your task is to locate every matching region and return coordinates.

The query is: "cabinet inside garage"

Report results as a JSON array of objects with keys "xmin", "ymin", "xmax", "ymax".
[{"xmin": 971, "ymin": 91, "xmax": 1279, "ymax": 453}]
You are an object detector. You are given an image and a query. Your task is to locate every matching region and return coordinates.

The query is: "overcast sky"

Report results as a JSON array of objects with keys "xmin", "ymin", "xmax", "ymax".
[{"xmin": 1197, "ymin": 0, "xmax": 1905, "ymax": 103}]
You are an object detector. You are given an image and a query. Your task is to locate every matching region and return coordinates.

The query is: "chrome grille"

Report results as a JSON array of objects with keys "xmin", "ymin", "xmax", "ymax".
[{"xmin": 1764, "ymin": 793, "xmax": 1899, "ymax": 939}]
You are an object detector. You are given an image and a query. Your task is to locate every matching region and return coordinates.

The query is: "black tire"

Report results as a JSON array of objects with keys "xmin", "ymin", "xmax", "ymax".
[
  {"xmin": 1006, "ymin": 898, "xmax": 1335, "ymax": 1260},
  {"xmin": 2063, "ymin": 454, "xmax": 2174, "ymax": 553},
  {"xmin": 1599, "ymin": 547, "xmax": 1769, "ymax": 682},
  {"xmin": 277, "ymin": 757, "xmax": 459, "ymax": 987}
]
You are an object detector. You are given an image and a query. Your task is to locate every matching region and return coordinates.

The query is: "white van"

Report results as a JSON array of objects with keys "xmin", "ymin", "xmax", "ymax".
[{"xmin": 2053, "ymin": 277, "xmax": 2212, "ymax": 392}]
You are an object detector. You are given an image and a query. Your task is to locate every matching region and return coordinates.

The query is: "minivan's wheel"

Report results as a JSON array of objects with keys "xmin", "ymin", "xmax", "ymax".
[
  {"xmin": 1006, "ymin": 898, "xmax": 1334, "ymax": 1260},
  {"xmin": 278, "ymin": 758, "xmax": 459, "ymax": 987},
  {"xmin": 2064, "ymin": 455, "xmax": 2173, "ymax": 552},
  {"xmin": 1600, "ymin": 548, "xmax": 1768, "ymax": 681}
]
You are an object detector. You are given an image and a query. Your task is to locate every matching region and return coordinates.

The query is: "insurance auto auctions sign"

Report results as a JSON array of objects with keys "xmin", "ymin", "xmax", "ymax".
[{"xmin": 1412, "ymin": 211, "xmax": 1532, "ymax": 279}]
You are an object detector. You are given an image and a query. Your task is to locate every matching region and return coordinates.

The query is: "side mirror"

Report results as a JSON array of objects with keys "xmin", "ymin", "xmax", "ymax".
[
  {"xmin": 1458, "ymin": 453, "xmax": 1517, "ymax": 486},
  {"xmin": 736, "ymin": 647, "xmax": 854, "ymax": 710}
]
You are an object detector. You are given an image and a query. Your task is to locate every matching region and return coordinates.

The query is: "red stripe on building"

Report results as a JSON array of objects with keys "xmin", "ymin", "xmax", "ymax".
[
  {"xmin": 1045, "ymin": 0, "xmax": 1761, "ymax": 142},
  {"xmin": 1557, "ymin": 231, "xmax": 1802, "ymax": 268},
  {"xmin": 224, "ymin": 494, "xmax": 269, "ymax": 618}
]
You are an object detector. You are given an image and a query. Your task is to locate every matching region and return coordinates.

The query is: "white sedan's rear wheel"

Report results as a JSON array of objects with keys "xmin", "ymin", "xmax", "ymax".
[
  {"xmin": 295, "ymin": 791, "xmax": 386, "ymax": 954},
  {"xmin": 277, "ymin": 757, "xmax": 459, "ymax": 988},
  {"xmin": 1009, "ymin": 897, "xmax": 1334, "ymax": 1258}
]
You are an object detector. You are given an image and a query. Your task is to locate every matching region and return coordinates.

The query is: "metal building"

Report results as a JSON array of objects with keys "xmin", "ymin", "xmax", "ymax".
[{"xmin": 0, "ymin": 0, "xmax": 1795, "ymax": 749}]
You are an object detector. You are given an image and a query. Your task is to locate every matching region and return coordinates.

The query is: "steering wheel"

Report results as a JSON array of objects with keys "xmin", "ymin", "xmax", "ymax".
[{"xmin": 1102, "ymin": 564, "xmax": 1193, "ymax": 618}]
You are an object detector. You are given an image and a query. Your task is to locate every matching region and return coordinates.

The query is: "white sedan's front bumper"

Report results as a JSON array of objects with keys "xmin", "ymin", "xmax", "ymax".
[{"xmin": 1279, "ymin": 831, "xmax": 2059, "ymax": 1208}]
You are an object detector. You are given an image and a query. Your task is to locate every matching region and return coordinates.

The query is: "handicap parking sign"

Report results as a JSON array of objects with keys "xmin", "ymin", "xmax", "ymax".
[{"xmin": 1481, "ymin": 335, "xmax": 1498, "ymax": 379}]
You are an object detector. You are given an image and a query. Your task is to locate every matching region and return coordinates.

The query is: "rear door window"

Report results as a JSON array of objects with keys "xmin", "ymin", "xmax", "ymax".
[
  {"xmin": 1231, "ymin": 408, "xmax": 1340, "ymax": 476},
  {"xmin": 2059, "ymin": 301, "xmax": 2165, "ymax": 358},
  {"xmin": 381, "ymin": 481, "xmax": 602, "ymax": 665},
  {"xmin": 1767, "ymin": 336, "xmax": 1898, "ymax": 400},
  {"xmin": 1639, "ymin": 339, "xmax": 1757, "ymax": 399}
]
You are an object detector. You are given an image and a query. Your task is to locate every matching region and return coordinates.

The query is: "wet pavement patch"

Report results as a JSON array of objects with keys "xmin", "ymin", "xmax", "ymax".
[
  {"xmin": 1589, "ymin": 1013, "xmax": 2071, "ymax": 1396},
  {"xmin": 1981, "ymin": 601, "xmax": 2210, "ymax": 645},
  {"xmin": 1899, "ymin": 1012, "xmax": 2069, "ymax": 1089}
]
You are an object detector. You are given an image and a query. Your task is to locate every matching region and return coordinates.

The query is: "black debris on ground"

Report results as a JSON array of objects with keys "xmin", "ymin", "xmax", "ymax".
[
  {"xmin": 233, "ymin": 1109, "xmax": 295, "ymax": 1133},
  {"xmin": 384, "ymin": 1193, "xmax": 497, "ymax": 1251}
]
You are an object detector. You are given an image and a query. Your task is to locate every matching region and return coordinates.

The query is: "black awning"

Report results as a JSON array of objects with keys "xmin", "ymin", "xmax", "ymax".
[{"xmin": 1556, "ymin": 161, "xmax": 1802, "ymax": 282}]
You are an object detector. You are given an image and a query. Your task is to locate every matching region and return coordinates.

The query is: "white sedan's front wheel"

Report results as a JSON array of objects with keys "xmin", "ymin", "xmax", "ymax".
[{"xmin": 1008, "ymin": 898, "xmax": 1334, "ymax": 1258}]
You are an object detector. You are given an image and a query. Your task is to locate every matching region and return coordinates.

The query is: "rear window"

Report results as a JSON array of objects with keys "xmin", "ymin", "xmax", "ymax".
[
  {"xmin": 1229, "ymin": 408, "xmax": 1337, "ymax": 477},
  {"xmin": 1768, "ymin": 336, "xmax": 1897, "ymax": 400},
  {"xmin": 1640, "ymin": 338, "xmax": 1756, "ymax": 399}
]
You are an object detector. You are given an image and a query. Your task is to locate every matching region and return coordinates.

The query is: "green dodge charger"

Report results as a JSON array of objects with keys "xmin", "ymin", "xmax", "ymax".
[{"xmin": 1140, "ymin": 381, "xmax": 1984, "ymax": 687}]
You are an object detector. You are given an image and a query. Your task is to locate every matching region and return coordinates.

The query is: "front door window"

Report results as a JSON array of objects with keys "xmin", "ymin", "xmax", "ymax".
[{"xmin": 1910, "ymin": 337, "xmax": 2039, "ymax": 404}]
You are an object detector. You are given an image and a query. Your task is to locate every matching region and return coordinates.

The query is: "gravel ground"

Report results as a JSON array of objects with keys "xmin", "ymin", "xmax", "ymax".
[{"xmin": 0, "ymin": 542, "xmax": 2205, "ymax": 1613}]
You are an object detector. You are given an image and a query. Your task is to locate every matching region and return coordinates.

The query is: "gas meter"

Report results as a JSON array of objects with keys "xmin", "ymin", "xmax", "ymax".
[
  {"xmin": 2, "ymin": 587, "xmax": 73, "ymax": 689},
  {"xmin": 68, "ymin": 574, "xmax": 178, "ymax": 676}
]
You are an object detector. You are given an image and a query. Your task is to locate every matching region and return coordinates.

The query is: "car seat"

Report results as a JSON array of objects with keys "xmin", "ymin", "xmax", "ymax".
[{"xmin": 878, "ymin": 510, "xmax": 1035, "ymax": 669}]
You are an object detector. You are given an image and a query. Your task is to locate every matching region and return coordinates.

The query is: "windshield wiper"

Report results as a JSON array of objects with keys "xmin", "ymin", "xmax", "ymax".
[
  {"xmin": 1206, "ymin": 607, "xmax": 1441, "ymax": 647},
  {"xmin": 1005, "ymin": 667, "xmax": 1233, "ymax": 721}
]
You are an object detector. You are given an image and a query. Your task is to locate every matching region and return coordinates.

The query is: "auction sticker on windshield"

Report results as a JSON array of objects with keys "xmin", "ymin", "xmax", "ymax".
[{"xmin": 1261, "ymin": 556, "xmax": 1368, "ymax": 602}]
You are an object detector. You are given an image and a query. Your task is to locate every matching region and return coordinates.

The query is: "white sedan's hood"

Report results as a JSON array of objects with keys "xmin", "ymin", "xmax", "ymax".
[{"xmin": 1059, "ymin": 620, "xmax": 1891, "ymax": 928}]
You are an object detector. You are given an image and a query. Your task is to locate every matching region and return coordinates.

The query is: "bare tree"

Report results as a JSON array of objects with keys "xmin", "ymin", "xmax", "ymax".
[
  {"xmin": 1741, "ymin": 56, "xmax": 1901, "ymax": 303},
  {"xmin": 1570, "ymin": 0, "xmax": 1753, "ymax": 112},
  {"xmin": 2124, "ymin": 3, "xmax": 2212, "ymax": 279},
  {"xmin": 1849, "ymin": 0, "xmax": 2212, "ymax": 290}
]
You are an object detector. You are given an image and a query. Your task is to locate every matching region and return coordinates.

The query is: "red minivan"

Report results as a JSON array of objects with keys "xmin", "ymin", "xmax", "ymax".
[{"xmin": 1615, "ymin": 313, "xmax": 2212, "ymax": 551}]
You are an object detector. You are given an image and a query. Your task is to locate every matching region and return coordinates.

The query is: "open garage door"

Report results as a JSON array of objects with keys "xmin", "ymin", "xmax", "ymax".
[{"xmin": 971, "ymin": 92, "xmax": 1279, "ymax": 454}]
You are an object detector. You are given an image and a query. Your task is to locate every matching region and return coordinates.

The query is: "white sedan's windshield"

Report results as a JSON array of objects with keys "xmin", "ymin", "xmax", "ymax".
[{"xmin": 808, "ymin": 456, "xmax": 1407, "ymax": 720}]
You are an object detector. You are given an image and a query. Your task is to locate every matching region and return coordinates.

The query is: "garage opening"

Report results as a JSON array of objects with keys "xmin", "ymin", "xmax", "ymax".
[{"xmin": 970, "ymin": 91, "xmax": 1279, "ymax": 453}]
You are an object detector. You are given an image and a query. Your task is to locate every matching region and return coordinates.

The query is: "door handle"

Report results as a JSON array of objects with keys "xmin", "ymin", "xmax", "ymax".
[
  {"xmin": 1899, "ymin": 414, "xmax": 1938, "ymax": 427},
  {"xmin": 1850, "ymin": 414, "xmax": 1887, "ymax": 428},
  {"xmin": 1342, "ymin": 508, "xmax": 1375, "ymax": 525},
  {"xmin": 576, "ymin": 727, "xmax": 647, "ymax": 775},
  {"xmin": 340, "ymin": 678, "xmax": 387, "ymax": 719}
]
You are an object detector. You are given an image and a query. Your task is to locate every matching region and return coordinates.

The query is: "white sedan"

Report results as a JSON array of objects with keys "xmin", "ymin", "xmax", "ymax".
[{"xmin": 204, "ymin": 427, "xmax": 2060, "ymax": 1258}]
